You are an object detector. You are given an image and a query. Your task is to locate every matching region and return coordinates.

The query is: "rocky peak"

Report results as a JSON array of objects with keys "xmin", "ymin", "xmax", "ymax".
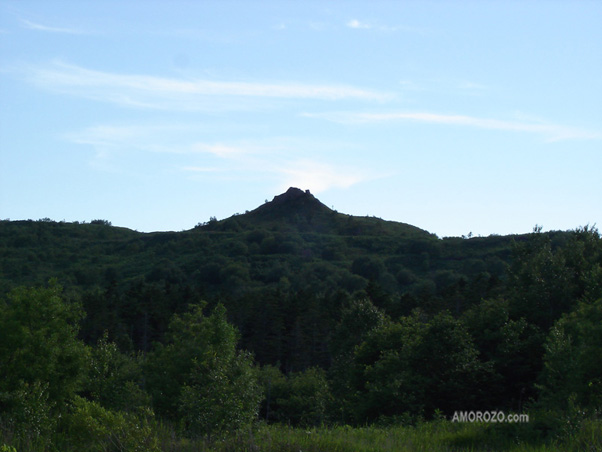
[
  {"xmin": 246, "ymin": 187, "xmax": 330, "ymax": 222},
  {"xmin": 270, "ymin": 187, "xmax": 315, "ymax": 205}
]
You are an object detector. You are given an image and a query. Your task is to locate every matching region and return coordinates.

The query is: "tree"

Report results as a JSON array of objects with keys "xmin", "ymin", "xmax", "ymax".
[
  {"xmin": 257, "ymin": 365, "xmax": 331, "ymax": 427},
  {"xmin": 0, "ymin": 282, "xmax": 88, "ymax": 446},
  {"xmin": 350, "ymin": 310, "xmax": 490, "ymax": 423},
  {"xmin": 83, "ymin": 331, "xmax": 150, "ymax": 413},
  {"xmin": 145, "ymin": 303, "xmax": 261, "ymax": 437},
  {"xmin": 462, "ymin": 298, "xmax": 544, "ymax": 410},
  {"xmin": 329, "ymin": 297, "xmax": 386, "ymax": 423},
  {"xmin": 539, "ymin": 298, "xmax": 602, "ymax": 412},
  {"xmin": 508, "ymin": 226, "xmax": 602, "ymax": 330},
  {"xmin": 277, "ymin": 367, "xmax": 331, "ymax": 427},
  {"xmin": 0, "ymin": 281, "xmax": 87, "ymax": 406}
]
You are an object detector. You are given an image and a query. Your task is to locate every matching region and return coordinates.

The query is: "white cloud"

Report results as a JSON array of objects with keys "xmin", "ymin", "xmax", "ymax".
[
  {"xmin": 14, "ymin": 61, "xmax": 389, "ymax": 111},
  {"xmin": 20, "ymin": 19, "xmax": 87, "ymax": 35},
  {"xmin": 303, "ymin": 111, "xmax": 602, "ymax": 141},
  {"xmin": 346, "ymin": 19, "xmax": 428, "ymax": 34},
  {"xmin": 65, "ymin": 124, "xmax": 183, "ymax": 151},
  {"xmin": 65, "ymin": 124, "xmax": 278, "ymax": 156},
  {"xmin": 64, "ymin": 122, "xmax": 375, "ymax": 192},
  {"xmin": 275, "ymin": 159, "xmax": 368, "ymax": 193},
  {"xmin": 347, "ymin": 19, "xmax": 372, "ymax": 29}
]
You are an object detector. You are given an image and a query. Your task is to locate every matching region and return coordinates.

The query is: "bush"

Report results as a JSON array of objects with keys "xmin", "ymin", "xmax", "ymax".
[
  {"xmin": 0, "ymin": 381, "xmax": 55, "ymax": 451},
  {"xmin": 65, "ymin": 396, "xmax": 159, "ymax": 452},
  {"xmin": 145, "ymin": 304, "xmax": 261, "ymax": 437}
]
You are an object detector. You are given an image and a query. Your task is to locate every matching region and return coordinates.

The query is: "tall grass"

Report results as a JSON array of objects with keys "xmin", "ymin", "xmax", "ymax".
[
  {"xmin": 3, "ymin": 417, "xmax": 600, "ymax": 451},
  {"xmin": 151, "ymin": 418, "xmax": 601, "ymax": 452}
]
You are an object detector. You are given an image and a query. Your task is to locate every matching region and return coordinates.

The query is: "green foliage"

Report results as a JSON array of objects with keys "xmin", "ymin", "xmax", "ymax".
[
  {"xmin": 350, "ymin": 310, "xmax": 491, "ymax": 423},
  {"xmin": 508, "ymin": 226, "xmax": 602, "ymax": 330},
  {"xmin": 0, "ymin": 381, "xmax": 55, "ymax": 450},
  {"xmin": 187, "ymin": 421, "xmax": 569, "ymax": 452},
  {"xmin": 90, "ymin": 219, "xmax": 112, "ymax": 226},
  {"xmin": 539, "ymin": 298, "xmax": 602, "ymax": 411},
  {"xmin": 462, "ymin": 298, "xmax": 543, "ymax": 408},
  {"xmin": 329, "ymin": 297, "xmax": 386, "ymax": 423},
  {"xmin": 178, "ymin": 348, "xmax": 260, "ymax": 438},
  {"xmin": 65, "ymin": 396, "xmax": 159, "ymax": 452},
  {"xmin": 0, "ymin": 283, "xmax": 87, "ymax": 450},
  {"xmin": 145, "ymin": 303, "xmax": 261, "ymax": 437},
  {"xmin": 0, "ymin": 281, "xmax": 87, "ymax": 407},
  {"xmin": 1, "ymin": 197, "xmax": 601, "ymax": 449},
  {"xmin": 272, "ymin": 367, "xmax": 331, "ymax": 427},
  {"xmin": 331, "ymin": 297, "xmax": 386, "ymax": 357},
  {"xmin": 258, "ymin": 364, "xmax": 287, "ymax": 423},
  {"xmin": 84, "ymin": 332, "xmax": 150, "ymax": 412}
]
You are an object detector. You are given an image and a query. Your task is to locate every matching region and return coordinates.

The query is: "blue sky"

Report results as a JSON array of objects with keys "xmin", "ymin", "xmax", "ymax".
[{"xmin": 1, "ymin": 1, "xmax": 600, "ymax": 237}]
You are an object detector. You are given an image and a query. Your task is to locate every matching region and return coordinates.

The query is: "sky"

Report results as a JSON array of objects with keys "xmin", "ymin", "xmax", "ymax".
[{"xmin": 1, "ymin": 1, "xmax": 601, "ymax": 237}]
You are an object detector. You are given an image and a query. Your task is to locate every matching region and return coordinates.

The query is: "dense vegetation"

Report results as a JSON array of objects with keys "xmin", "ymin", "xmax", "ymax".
[{"xmin": 1, "ymin": 188, "xmax": 600, "ymax": 451}]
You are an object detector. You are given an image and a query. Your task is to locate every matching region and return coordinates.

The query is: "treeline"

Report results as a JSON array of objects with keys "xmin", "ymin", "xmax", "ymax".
[{"xmin": 1, "ymin": 224, "xmax": 601, "ymax": 450}]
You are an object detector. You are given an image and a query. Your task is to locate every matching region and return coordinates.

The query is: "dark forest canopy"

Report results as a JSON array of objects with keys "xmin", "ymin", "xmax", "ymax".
[
  {"xmin": 0, "ymin": 187, "xmax": 551, "ymax": 293},
  {"xmin": 1, "ymin": 188, "xmax": 601, "ymax": 450}
]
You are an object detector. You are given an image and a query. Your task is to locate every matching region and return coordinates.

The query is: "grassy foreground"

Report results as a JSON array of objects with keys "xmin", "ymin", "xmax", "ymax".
[
  {"xmin": 155, "ymin": 419, "xmax": 602, "ymax": 452},
  {"xmin": 3, "ymin": 417, "xmax": 601, "ymax": 451}
]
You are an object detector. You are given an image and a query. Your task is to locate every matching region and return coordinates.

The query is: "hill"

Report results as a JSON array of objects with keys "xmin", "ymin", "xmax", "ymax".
[
  {"xmin": 0, "ymin": 187, "xmax": 577, "ymax": 363},
  {"xmin": 0, "ymin": 189, "xmax": 500, "ymax": 348},
  {"xmin": 0, "ymin": 187, "xmax": 518, "ymax": 296},
  {"xmin": 2, "ymin": 188, "xmax": 601, "ymax": 449}
]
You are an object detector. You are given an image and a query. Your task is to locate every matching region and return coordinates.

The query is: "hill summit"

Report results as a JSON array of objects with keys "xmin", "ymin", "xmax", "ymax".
[
  {"xmin": 215, "ymin": 187, "xmax": 431, "ymax": 238},
  {"xmin": 265, "ymin": 187, "xmax": 328, "ymax": 210},
  {"xmin": 245, "ymin": 187, "xmax": 332, "ymax": 222},
  {"xmin": 271, "ymin": 187, "xmax": 318, "ymax": 206}
]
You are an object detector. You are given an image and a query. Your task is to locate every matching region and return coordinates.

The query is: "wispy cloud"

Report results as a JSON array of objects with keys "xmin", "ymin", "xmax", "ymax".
[
  {"xmin": 303, "ymin": 111, "xmax": 602, "ymax": 141},
  {"xmin": 183, "ymin": 158, "xmax": 373, "ymax": 193},
  {"xmin": 274, "ymin": 159, "xmax": 369, "ymax": 193},
  {"xmin": 346, "ymin": 19, "xmax": 431, "ymax": 34},
  {"xmin": 65, "ymin": 124, "xmax": 185, "ymax": 152},
  {"xmin": 395, "ymin": 78, "xmax": 490, "ymax": 96},
  {"xmin": 65, "ymin": 124, "xmax": 278, "ymax": 157},
  {"xmin": 65, "ymin": 123, "xmax": 376, "ymax": 192},
  {"xmin": 347, "ymin": 19, "xmax": 372, "ymax": 29},
  {"xmin": 187, "ymin": 141, "xmax": 378, "ymax": 193},
  {"xmin": 13, "ymin": 61, "xmax": 390, "ymax": 111},
  {"xmin": 20, "ymin": 19, "xmax": 87, "ymax": 35}
]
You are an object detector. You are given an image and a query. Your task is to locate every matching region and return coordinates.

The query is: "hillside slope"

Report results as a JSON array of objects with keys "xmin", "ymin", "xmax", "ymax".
[
  {"xmin": 1, "ymin": 188, "xmax": 595, "ymax": 399},
  {"xmin": 0, "ymin": 187, "xmax": 522, "ymax": 295}
]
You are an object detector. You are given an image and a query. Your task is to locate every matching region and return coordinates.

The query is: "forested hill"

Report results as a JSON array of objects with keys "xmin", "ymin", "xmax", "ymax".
[
  {"xmin": 2, "ymin": 187, "xmax": 601, "ymax": 445},
  {"xmin": 2, "ymin": 186, "xmax": 519, "ymax": 298},
  {"xmin": 0, "ymin": 187, "xmax": 580, "ymax": 359}
]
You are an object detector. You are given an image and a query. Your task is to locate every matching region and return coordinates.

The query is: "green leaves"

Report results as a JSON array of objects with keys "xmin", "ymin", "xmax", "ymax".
[
  {"xmin": 66, "ymin": 396, "xmax": 159, "ymax": 452},
  {"xmin": 0, "ymin": 282, "xmax": 89, "ymax": 448},
  {"xmin": 0, "ymin": 281, "xmax": 87, "ymax": 406},
  {"xmin": 539, "ymin": 298, "xmax": 602, "ymax": 411},
  {"xmin": 349, "ymin": 310, "xmax": 490, "ymax": 423},
  {"xmin": 179, "ymin": 350, "xmax": 260, "ymax": 437},
  {"xmin": 84, "ymin": 332, "xmax": 149, "ymax": 412},
  {"xmin": 145, "ymin": 302, "xmax": 261, "ymax": 437}
]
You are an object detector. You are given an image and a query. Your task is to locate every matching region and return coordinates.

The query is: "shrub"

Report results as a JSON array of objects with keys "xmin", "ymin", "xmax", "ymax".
[{"xmin": 65, "ymin": 396, "xmax": 159, "ymax": 452}]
